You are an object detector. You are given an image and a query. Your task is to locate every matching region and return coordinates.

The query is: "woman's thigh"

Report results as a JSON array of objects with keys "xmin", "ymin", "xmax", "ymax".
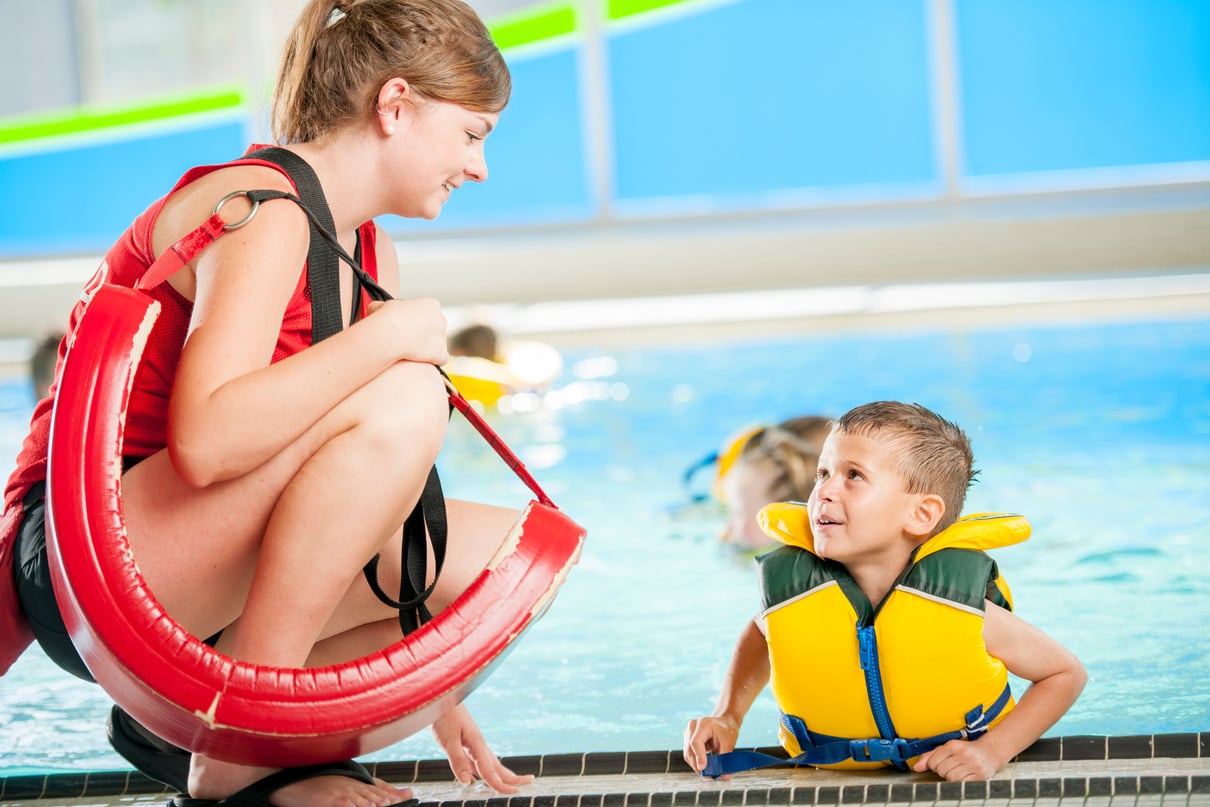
[{"xmin": 120, "ymin": 360, "xmax": 448, "ymax": 641}]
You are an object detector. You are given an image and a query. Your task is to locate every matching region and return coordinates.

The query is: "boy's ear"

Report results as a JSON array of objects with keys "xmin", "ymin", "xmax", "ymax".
[{"xmin": 906, "ymin": 493, "xmax": 945, "ymax": 538}]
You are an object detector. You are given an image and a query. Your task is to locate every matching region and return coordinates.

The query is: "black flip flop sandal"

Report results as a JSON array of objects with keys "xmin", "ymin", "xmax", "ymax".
[
  {"xmin": 107, "ymin": 704, "xmax": 191, "ymax": 793},
  {"xmin": 168, "ymin": 759, "xmax": 418, "ymax": 807}
]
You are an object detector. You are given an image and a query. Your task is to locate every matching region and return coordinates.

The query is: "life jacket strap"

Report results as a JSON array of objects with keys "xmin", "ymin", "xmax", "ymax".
[{"xmin": 700, "ymin": 682, "xmax": 1013, "ymax": 778}]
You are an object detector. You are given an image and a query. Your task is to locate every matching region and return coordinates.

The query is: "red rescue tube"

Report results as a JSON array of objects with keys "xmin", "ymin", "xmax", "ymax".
[{"xmin": 45, "ymin": 283, "xmax": 585, "ymax": 766}]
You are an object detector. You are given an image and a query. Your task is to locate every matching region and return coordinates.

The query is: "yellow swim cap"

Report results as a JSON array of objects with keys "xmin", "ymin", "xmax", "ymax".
[{"xmin": 710, "ymin": 424, "xmax": 765, "ymax": 502}]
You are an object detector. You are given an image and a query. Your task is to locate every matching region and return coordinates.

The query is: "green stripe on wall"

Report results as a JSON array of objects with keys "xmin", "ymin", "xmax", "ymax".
[
  {"xmin": 489, "ymin": 3, "xmax": 578, "ymax": 50},
  {"xmin": 0, "ymin": 87, "xmax": 244, "ymax": 146},
  {"xmin": 607, "ymin": 0, "xmax": 692, "ymax": 20}
]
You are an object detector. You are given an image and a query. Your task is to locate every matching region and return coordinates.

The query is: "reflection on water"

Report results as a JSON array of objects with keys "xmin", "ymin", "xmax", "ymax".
[{"xmin": 1, "ymin": 314, "xmax": 1208, "ymax": 772}]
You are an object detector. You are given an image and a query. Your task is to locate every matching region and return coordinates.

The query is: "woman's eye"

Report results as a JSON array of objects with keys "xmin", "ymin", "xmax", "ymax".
[{"xmin": 466, "ymin": 132, "xmax": 482, "ymax": 143}]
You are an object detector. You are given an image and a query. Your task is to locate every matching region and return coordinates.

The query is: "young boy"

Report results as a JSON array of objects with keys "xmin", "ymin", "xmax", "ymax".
[{"xmin": 683, "ymin": 401, "xmax": 1085, "ymax": 782}]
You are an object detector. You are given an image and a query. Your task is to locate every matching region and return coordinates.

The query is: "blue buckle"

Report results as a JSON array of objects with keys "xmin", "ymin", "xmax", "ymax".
[{"xmin": 849, "ymin": 738, "xmax": 910, "ymax": 763}]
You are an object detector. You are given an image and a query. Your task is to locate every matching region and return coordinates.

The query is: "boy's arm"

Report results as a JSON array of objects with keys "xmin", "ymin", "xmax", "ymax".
[
  {"xmin": 914, "ymin": 601, "xmax": 1087, "ymax": 781},
  {"xmin": 683, "ymin": 617, "xmax": 771, "ymax": 775}
]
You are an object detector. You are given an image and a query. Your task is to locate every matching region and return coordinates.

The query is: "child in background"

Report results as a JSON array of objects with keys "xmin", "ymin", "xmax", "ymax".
[
  {"xmin": 684, "ymin": 401, "xmax": 1085, "ymax": 782},
  {"xmin": 718, "ymin": 416, "xmax": 831, "ymax": 550},
  {"xmin": 449, "ymin": 323, "xmax": 499, "ymax": 360},
  {"xmin": 30, "ymin": 333, "xmax": 63, "ymax": 401},
  {"xmin": 445, "ymin": 322, "xmax": 563, "ymax": 407}
]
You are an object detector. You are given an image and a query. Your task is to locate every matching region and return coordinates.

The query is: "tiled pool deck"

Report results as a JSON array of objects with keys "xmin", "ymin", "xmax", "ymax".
[{"xmin": 3, "ymin": 734, "xmax": 1207, "ymax": 807}]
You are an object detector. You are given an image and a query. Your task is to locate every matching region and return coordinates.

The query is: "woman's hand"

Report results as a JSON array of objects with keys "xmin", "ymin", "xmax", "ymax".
[
  {"xmin": 431, "ymin": 704, "xmax": 534, "ymax": 793},
  {"xmin": 365, "ymin": 297, "xmax": 450, "ymax": 366}
]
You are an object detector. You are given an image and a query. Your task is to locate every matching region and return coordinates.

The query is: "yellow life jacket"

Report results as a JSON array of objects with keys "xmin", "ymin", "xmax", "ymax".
[
  {"xmin": 445, "ymin": 342, "xmax": 563, "ymax": 408},
  {"xmin": 703, "ymin": 504, "xmax": 1027, "ymax": 777},
  {"xmin": 446, "ymin": 355, "xmax": 516, "ymax": 407}
]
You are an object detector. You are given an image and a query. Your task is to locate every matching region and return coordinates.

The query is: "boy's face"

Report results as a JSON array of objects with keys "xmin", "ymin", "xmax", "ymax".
[{"xmin": 807, "ymin": 429, "xmax": 922, "ymax": 565}]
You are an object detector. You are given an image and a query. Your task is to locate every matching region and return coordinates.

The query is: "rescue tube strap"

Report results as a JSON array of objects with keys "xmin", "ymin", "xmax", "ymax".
[
  {"xmin": 700, "ymin": 683, "xmax": 1013, "ymax": 778},
  {"xmin": 363, "ymin": 466, "xmax": 448, "ymax": 634}
]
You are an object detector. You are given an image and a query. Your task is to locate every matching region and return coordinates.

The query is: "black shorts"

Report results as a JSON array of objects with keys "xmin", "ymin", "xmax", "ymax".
[
  {"xmin": 13, "ymin": 481, "xmax": 95, "ymax": 682},
  {"xmin": 14, "ymin": 468, "xmax": 220, "ymax": 683}
]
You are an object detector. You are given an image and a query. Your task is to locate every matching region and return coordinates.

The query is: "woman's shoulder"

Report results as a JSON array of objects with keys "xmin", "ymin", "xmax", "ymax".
[
  {"xmin": 174, "ymin": 158, "xmax": 298, "ymax": 206},
  {"xmin": 153, "ymin": 158, "xmax": 303, "ymax": 254}
]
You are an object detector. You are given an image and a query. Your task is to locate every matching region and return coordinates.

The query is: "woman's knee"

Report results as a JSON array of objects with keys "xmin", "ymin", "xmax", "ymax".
[{"xmin": 352, "ymin": 361, "xmax": 448, "ymax": 462}]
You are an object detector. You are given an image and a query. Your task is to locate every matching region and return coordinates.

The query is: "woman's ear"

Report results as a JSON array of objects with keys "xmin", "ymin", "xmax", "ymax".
[
  {"xmin": 906, "ymin": 493, "xmax": 945, "ymax": 539},
  {"xmin": 375, "ymin": 77, "xmax": 413, "ymax": 120}
]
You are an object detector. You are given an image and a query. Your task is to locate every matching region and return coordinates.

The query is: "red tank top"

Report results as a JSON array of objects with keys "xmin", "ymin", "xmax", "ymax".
[
  {"xmin": 6, "ymin": 148, "xmax": 380, "ymax": 508},
  {"xmin": 1, "ymin": 149, "xmax": 380, "ymax": 672}
]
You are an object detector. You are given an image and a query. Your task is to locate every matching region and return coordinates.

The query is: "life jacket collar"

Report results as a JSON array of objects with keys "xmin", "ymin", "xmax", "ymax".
[{"xmin": 757, "ymin": 502, "xmax": 1030, "ymax": 555}]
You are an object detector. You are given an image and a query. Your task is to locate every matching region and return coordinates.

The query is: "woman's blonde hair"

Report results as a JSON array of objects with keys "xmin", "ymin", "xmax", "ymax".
[
  {"xmin": 272, "ymin": 0, "xmax": 511, "ymax": 144},
  {"xmin": 738, "ymin": 416, "xmax": 833, "ymax": 504}
]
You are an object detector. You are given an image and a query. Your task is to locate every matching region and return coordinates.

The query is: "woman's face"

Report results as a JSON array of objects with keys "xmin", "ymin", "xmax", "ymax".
[{"xmin": 392, "ymin": 98, "xmax": 499, "ymax": 219}]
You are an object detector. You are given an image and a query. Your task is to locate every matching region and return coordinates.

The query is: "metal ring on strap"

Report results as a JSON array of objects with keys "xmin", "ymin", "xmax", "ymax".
[{"xmin": 212, "ymin": 190, "xmax": 260, "ymax": 230}]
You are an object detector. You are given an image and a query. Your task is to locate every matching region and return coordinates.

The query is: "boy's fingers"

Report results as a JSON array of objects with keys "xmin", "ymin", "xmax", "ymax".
[
  {"xmin": 683, "ymin": 721, "xmax": 702, "ymax": 770},
  {"xmin": 683, "ymin": 743, "xmax": 702, "ymax": 772}
]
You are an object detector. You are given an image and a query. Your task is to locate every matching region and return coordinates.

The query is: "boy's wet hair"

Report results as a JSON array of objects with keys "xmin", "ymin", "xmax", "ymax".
[
  {"xmin": 836, "ymin": 401, "xmax": 977, "ymax": 533},
  {"xmin": 273, "ymin": 0, "xmax": 511, "ymax": 144}
]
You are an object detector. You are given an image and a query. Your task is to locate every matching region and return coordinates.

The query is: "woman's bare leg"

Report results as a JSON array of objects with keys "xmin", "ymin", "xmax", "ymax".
[
  {"xmin": 121, "ymin": 361, "xmax": 449, "ymax": 803},
  {"xmin": 123, "ymin": 361, "xmax": 446, "ymax": 646},
  {"xmin": 308, "ymin": 499, "xmax": 522, "ymax": 662},
  {"xmin": 185, "ymin": 499, "xmax": 521, "ymax": 802}
]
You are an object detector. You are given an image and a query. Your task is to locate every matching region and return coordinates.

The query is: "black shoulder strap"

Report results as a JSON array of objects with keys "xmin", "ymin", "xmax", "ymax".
[{"xmin": 244, "ymin": 146, "xmax": 343, "ymax": 343}]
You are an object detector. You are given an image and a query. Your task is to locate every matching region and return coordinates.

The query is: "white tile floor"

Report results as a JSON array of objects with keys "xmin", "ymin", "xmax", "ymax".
[
  {"xmin": 5, "ymin": 752, "xmax": 1207, "ymax": 807},
  {"xmin": 409, "ymin": 756, "xmax": 1210, "ymax": 806}
]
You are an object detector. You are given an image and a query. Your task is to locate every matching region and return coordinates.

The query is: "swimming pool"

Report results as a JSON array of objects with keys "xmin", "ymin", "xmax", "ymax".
[{"xmin": 1, "ymin": 310, "xmax": 1208, "ymax": 775}]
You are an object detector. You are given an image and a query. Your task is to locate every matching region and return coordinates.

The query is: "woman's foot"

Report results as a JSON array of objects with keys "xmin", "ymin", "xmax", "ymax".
[{"xmin": 187, "ymin": 754, "xmax": 413, "ymax": 807}]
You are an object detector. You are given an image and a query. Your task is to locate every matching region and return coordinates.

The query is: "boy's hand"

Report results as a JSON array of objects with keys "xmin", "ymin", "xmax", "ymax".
[
  {"xmin": 683, "ymin": 715, "xmax": 741, "ymax": 777},
  {"xmin": 912, "ymin": 739, "xmax": 1001, "ymax": 781},
  {"xmin": 432, "ymin": 704, "xmax": 535, "ymax": 793}
]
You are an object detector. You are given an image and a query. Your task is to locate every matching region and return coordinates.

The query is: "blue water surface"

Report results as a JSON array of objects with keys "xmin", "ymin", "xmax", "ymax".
[{"xmin": 1, "ymin": 313, "xmax": 1208, "ymax": 774}]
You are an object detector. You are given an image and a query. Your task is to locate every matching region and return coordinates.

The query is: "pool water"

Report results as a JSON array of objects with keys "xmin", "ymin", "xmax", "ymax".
[{"xmin": 1, "ymin": 313, "xmax": 1208, "ymax": 774}]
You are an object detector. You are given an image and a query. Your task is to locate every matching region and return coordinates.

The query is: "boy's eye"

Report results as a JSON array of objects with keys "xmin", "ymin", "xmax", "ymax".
[
  {"xmin": 848, "ymin": 469, "xmax": 863, "ymax": 480},
  {"xmin": 466, "ymin": 132, "xmax": 482, "ymax": 143}
]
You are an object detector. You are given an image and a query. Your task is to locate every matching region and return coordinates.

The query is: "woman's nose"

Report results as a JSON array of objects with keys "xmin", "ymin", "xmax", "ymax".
[{"xmin": 466, "ymin": 150, "xmax": 488, "ymax": 183}]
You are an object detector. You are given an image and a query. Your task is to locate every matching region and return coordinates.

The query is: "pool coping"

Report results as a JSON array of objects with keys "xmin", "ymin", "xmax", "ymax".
[{"xmin": 2, "ymin": 733, "xmax": 1207, "ymax": 804}]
